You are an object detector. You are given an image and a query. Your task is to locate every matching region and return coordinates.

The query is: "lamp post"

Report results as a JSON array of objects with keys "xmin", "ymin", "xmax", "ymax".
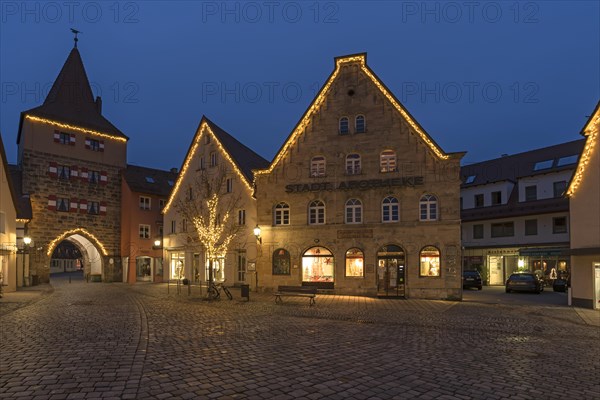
[
  {"xmin": 253, "ymin": 225, "xmax": 262, "ymax": 244},
  {"xmin": 22, "ymin": 236, "xmax": 31, "ymax": 287}
]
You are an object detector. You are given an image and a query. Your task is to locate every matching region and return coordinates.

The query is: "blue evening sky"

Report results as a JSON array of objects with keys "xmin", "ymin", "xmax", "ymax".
[{"xmin": 1, "ymin": 1, "xmax": 598, "ymax": 170}]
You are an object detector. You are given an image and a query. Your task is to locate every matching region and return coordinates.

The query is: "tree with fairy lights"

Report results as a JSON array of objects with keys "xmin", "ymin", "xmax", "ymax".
[{"xmin": 175, "ymin": 165, "xmax": 243, "ymax": 299}]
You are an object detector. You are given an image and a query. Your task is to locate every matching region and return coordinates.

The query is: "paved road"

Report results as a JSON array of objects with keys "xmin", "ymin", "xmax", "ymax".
[{"xmin": 1, "ymin": 281, "xmax": 598, "ymax": 400}]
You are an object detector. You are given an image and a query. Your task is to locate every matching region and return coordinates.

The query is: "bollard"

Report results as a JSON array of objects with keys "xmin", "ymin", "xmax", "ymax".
[{"xmin": 69, "ymin": 275, "xmax": 71, "ymax": 284}]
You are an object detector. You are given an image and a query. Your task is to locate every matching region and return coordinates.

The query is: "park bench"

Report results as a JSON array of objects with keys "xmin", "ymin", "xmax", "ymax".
[{"xmin": 274, "ymin": 285, "xmax": 317, "ymax": 306}]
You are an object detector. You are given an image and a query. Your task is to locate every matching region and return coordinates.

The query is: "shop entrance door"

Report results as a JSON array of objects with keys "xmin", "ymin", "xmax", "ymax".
[{"xmin": 377, "ymin": 245, "xmax": 405, "ymax": 298}]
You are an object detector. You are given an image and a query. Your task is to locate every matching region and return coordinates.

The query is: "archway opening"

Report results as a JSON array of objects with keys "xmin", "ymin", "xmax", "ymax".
[{"xmin": 49, "ymin": 234, "xmax": 103, "ymax": 283}]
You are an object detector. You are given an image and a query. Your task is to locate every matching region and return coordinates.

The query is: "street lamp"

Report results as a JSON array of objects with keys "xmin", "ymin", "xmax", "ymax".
[
  {"xmin": 253, "ymin": 225, "xmax": 262, "ymax": 244},
  {"xmin": 22, "ymin": 236, "xmax": 31, "ymax": 287}
]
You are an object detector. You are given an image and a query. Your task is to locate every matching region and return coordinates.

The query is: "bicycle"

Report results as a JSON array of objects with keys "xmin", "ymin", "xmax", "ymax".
[{"xmin": 207, "ymin": 280, "xmax": 233, "ymax": 300}]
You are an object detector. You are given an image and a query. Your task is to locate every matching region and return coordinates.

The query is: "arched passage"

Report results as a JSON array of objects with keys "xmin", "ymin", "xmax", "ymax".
[{"xmin": 47, "ymin": 229, "xmax": 107, "ymax": 282}]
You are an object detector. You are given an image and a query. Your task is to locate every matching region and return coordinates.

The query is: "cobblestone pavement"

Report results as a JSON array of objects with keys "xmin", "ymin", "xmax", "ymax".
[{"xmin": 1, "ymin": 281, "xmax": 599, "ymax": 399}]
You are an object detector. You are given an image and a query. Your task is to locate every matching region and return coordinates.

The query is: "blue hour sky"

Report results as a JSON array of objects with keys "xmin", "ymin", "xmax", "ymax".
[{"xmin": 1, "ymin": 1, "xmax": 598, "ymax": 170}]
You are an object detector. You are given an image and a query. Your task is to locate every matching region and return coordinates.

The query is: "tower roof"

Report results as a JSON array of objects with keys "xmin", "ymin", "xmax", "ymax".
[{"xmin": 18, "ymin": 47, "xmax": 127, "ymax": 143}]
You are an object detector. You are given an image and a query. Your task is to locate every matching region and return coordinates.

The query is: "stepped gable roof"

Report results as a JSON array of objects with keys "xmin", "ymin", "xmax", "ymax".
[
  {"xmin": 18, "ymin": 47, "xmax": 127, "ymax": 143},
  {"xmin": 123, "ymin": 164, "xmax": 178, "ymax": 198},
  {"xmin": 203, "ymin": 116, "xmax": 270, "ymax": 183},
  {"xmin": 461, "ymin": 139, "xmax": 586, "ymax": 188}
]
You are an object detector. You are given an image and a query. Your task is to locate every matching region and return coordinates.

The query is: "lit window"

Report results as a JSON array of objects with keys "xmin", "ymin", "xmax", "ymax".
[
  {"xmin": 308, "ymin": 200, "xmax": 325, "ymax": 225},
  {"xmin": 420, "ymin": 246, "xmax": 440, "ymax": 277},
  {"xmin": 345, "ymin": 199, "xmax": 362, "ymax": 224},
  {"xmin": 346, "ymin": 154, "xmax": 361, "ymax": 175},
  {"xmin": 302, "ymin": 246, "xmax": 334, "ymax": 283},
  {"xmin": 273, "ymin": 248, "xmax": 291, "ymax": 275},
  {"xmin": 380, "ymin": 150, "xmax": 397, "ymax": 173},
  {"xmin": 139, "ymin": 196, "xmax": 151, "ymax": 210},
  {"xmin": 382, "ymin": 196, "xmax": 399, "ymax": 222},
  {"xmin": 345, "ymin": 248, "xmax": 364, "ymax": 277},
  {"xmin": 274, "ymin": 202, "xmax": 290, "ymax": 225},
  {"xmin": 339, "ymin": 117, "xmax": 349, "ymax": 135},
  {"xmin": 420, "ymin": 194, "xmax": 438, "ymax": 221},
  {"xmin": 355, "ymin": 115, "xmax": 366, "ymax": 133},
  {"xmin": 311, "ymin": 156, "xmax": 326, "ymax": 177},
  {"xmin": 139, "ymin": 225, "xmax": 151, "ymax": 239}
]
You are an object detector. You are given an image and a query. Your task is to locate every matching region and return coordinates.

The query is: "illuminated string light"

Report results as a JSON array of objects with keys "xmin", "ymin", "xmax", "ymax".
[
  {"xmin": 46, "ymin": 228, "xmax": 108, "ymax": 256},
  {"xmin": 191, "ymin": 193, "xmax": 236, "ymax": 260},
  {"xmin": 163, "ymin": 121, "xmax": 253, "ymax": 214},
  {"xmin": 16, "ymin": 219, "xmax": 31, "ymax": 223},
  {"xmin": 25, "ymin": 115, "xmax": 127, "ymax": 142},
  {"xmin": 566, "ymin": 105, "xmax": 599, "ymax": 197},
  {"xmin": 255, "ymin": 54, "xmax": 449, "ymax": 177}
]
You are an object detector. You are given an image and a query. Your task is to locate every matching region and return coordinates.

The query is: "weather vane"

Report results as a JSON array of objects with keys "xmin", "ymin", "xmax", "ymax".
[{"xmin": 70, "ymin": 28, "xmax": 81, "ymax": 48}]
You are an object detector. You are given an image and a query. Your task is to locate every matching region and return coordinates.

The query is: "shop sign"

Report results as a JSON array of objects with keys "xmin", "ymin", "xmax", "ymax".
[{"xmin": 285, "ymin": 176, "xmax": 424, "ymax": 193}]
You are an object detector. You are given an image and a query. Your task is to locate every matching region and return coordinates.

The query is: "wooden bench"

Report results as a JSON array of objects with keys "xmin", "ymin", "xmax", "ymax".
[{"xmin": 274, "ymin": 286, "xmax": 317, "ymax": 306}]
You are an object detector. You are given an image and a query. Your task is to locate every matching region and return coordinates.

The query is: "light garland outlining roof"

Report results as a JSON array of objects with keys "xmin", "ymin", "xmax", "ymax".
[
  {"xmin": 567, "ymin": 103, "xmax": 600, "ymax": 197},
  {"xmin": 162, "ymin": 121, "xmax": 253, "ymax": 214},
  {"xmin": 25, "ymin": 115, "xmax": 127, "ymax": 142},
  {"xmin": 46, "ymin": 228, "xmax": 108, "ymax": 256},
  {"xmin": 255, "ymin": 54, "xmax": 449, "ymax": 176}
]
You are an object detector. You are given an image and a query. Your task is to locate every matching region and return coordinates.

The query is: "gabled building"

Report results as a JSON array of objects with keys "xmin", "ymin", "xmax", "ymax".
[
  {"xmin": 15, "ymin": 43, "xmax": 128, "ymax": 283},
  {"xmin": 121, "ymin": 165, "xmax": 177, "ymax": 284},
  {"xmin": 568, "ymin": 101, "xmax": 600, "ymax": 309},
  {"xmin": 253, "ymin": 54, "xmax": 465, "ymax": 299},
  {"xmin": 461, "ymin": 139, "xmax": 585, "ymax": 285},
  {"xmin": 162, "ymin": 117, "xmax": 269, "ymax": 286},
  {"xmin": 0, "ymin": 133, "xmax": 18, "ymax": 293}
]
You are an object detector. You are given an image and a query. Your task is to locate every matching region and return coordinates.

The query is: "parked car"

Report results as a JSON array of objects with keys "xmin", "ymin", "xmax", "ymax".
[
  {"xmin": 553, "ymin": 278, "xmax": 568, "ymax": 292},
  {"xmin": 505, "ymin": 272, "xmax": 544, "ymax": 294},
  {"xmin": 462, "ymin": 270, "xmax": 482, "ymax": 290}
]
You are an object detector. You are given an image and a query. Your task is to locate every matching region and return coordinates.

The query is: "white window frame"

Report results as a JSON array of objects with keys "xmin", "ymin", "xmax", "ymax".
[
  {"xmin": 419, "ymin": 194, "xmax": 438, "ymax": 221},
  {"xmin": 139, "ymin": 196, "xmax": 151, "ymax": 210},
  {"xmin": 346, "ymin": 154, "xmax": 361, "ymax": 175},
  {"xmin": 139, "ymin": 224, "xmax": 151, "ymax": 239},
  {"xmin": 310, "ymin": 156, "xmax": 326, "ymax": 177},
  {"xmin": 226, "ymin": 178, "xmax": 233, "ymax": 193},
  {"xmin": 274, "ymin": 202, "xmax": 290, "ymax": 225},
  {"xmin": 238, "ymin": 209, "xmax": 246, "ymax": 225},
  {"xmin": 339, "ymin": 117, "xmax": 349, "ymax": 134},
  {"xmin": 382, "ymin": 196, "xmax": 399, "ymax": 222},
  {"xmin": 308, "ymin": 200, "xmax": 325, "ymax": 225},
  {"xmin": 355, "ymin": 115, "xmax": 366, "ymax": 133},
  {"xmin": 345, "ymin": 199, "xmax": 363, "ymax": 224},
  {"xmin": 380, "ymin": 150, "xmax": 397, "ymax": 173}
]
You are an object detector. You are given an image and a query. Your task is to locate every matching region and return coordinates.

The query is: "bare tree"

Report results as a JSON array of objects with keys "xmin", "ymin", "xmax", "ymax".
[{"xmin": 175, "ymin": 165, "xmax": 243, "ymax": 298}]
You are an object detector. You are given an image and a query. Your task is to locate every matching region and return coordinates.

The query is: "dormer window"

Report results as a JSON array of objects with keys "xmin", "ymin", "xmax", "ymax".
[
  {"xmin": 339, "ymin": 117, "xmax": 349, "ymax": 135},
  {"xmin": 355, "ymin": 115, "xmax": 366, "ymax": 133}
]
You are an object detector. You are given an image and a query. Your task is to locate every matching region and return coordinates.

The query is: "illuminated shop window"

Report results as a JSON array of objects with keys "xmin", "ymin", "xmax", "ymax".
[
  {"xmin": 419, "ymin": 194, "xmax": 438, "ymax": 221},
  {"xmin": 170, "ymin": 252, "xmax": 185, "ymax": 280},
  {"xmin": 302, "ymin": 246, "xmax": 334, "ymax": 283},
  {"xmin": 311, "ymin": 156, "xmax": 326, "ymax": 177},
  {"xmin": 382, "ymin": 196, "xmax": 399, "ymax": 222},
  {"xmin": 308, "ymin": 200, "xmax": 325, "ymax": 225},
  {"xmin": 339, "ymin": 117, "xmax": 349, "ymax": 135},
  {"xmin": 380, "ymin": 150, "xmax": 397, "ymax": 172},
  {"xmin": 355, "ymin": 115, "xmax": 366, "ymax": 133},
  {"xmin": 274, "ymin": 202, "xmax": 290, "ymax": 225},
  {"xmin": 420, "ymin": 246, "xmax": 440, "ymax": 277},
  {"xmin": 272, "ymin": 248, "xmax": 291, "ymax": 275},
  {"xmin": 345, "ymin": 199, "xmax": 362, "ymax": 224},
  {"xmin": 345, "ymin": 248, "xmax": 364, "ymax": 277}
]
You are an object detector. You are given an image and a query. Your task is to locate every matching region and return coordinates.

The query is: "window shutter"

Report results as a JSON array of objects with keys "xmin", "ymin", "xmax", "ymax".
[
  {"xmin": 70, "ymin": 165, "xmax": 79, "ymax": 179},
  {"xmin": 79, "ymin": 199, "xmax": 88, "ymax": 214},
  {"xmin": 69, "ymin": 133, "xmax": 76, "ymax": 145},
  {"xmin": 99, "ymin": 202, "xmax": 107, "ymax": 215},
  {"xmin": 53, "ymin": 130, "xmax": 60, "ymax": 143},
  {"xmin": 70, "ymin": 199, "xmax": 79, "ymax": 213},
  {"xmin": 99, "ymin": 141, "xmax": 105, "ymax": 152},
  {"xmin": 80, "ymin": 167, "xmax": 89, "ymax": 182},
  {"xmin": 48, "ymin": 195, "xmax": 57, "ymax": 211},
  {"xmin": 48, "ymin": 162, "xmax": 58, "ymax": 178},
  {"xmin": 100, "ymin": 171, "xmax": 108, "ymax": 185},
  {"xmin": 85, "ymin": 138, "xmax": 91, "ymax": 150}
]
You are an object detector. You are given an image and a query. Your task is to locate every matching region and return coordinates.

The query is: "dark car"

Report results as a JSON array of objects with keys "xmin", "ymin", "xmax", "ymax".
[
  {"xmin": 463, "ymin": 270, "xmax": 482, "ymax": 290},
  {"xmin": 505, "ymin": 272, "xmax": 543, "ymax": 294},
  {"xmin": 553, "ymin": 278, "xmax": 568, "ymax": 292}
]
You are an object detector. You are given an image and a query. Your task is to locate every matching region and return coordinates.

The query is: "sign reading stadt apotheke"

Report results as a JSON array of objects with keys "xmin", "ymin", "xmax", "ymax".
[{"xmin": 285, "ymin": 176, "xmax": 424, "ymax": 193}]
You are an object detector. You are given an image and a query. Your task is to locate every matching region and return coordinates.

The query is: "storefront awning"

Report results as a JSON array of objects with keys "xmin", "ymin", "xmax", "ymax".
[{"xmin": 519, "ymin": 248, "xmax": 569, "ymax": 257}]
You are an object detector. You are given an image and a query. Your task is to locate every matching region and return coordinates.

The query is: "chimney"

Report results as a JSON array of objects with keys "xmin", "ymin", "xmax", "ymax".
[{"xmin": 95, "ymin": 96, "xmax": 102, "ymax": 114}]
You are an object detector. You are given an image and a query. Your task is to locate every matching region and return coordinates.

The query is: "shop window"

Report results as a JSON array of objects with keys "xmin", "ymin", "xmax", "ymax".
[
  {"xmin": 274, "ymin": 202, "xmax": 290, "ymax": 225},
  {"xmin": 339, "ymin": 117, "xmax": 349, "ymax": 135},
  {"xmin": 355, "ymin": 115, "xmax": 366, "ymax": 133},
  {"xmin": 311, "ymin": 156, "xmax": 326, "ymax": 177},
  {"xmin": 552, "ymin": 217, "xmax": 567, "ymax": 234},
  {"xmin": 525, "ymin": 185, "xmax": 537, "ymax": 201},
  {"xmin": 525, "ymin": 219, "xmax": 537, "ymax": 236},
  {"xmin": 302, "ymin": 246, "xmax": 334, "ymax": 283},
  {"xmin": 345, "ymin": 248, "xmax": 364, "ymax": 277},
  {"xmin": 420, "ymin": 246, "xmax": 440, "ymax": 277},
  {"xmin": 308, "ymin": 200, "xmax": 325, "ymax": 225},
  {"xmin": 419, "ymin": 194, "xmax": 438, "ymax": 221},
  {"xmin": 553, "ymin": 181, "xmax": 567, "ymax": 198},
  {"xmin": 170, "ymin": 252, "xmax": 185, "ymax": 280},
  {"xmin": 473, "ymin": 224, "xmax": 484, "ymax": 239},
  {"xmin": 380, "ymin": 150, "xmax": 397, "ymax": 173},
  {"xmin": 345, "ymin": 199, "xmax": 362, "ymax": 224},
  {"xmin": 382, "ymin": 196, "xmax": 399, "ymax": 222},
  {"xmin": 491, "ymin": 222, "xmax": 514, "ymax": 237},
  {"xmin": 346, "ymin": 153, "xmax": 361, "ymax": 175},
  {"xmin": 272, "ymin": 248, "xmax": 291, "ymax": 275},
  {"xmin": 474, "ymin": 194, "xmax": 484, "ymax": 208}
]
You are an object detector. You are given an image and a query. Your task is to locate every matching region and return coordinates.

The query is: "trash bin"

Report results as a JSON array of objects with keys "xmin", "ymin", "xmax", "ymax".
[{"xmin": 240, "ymin": 284, "xmax": 250, "ymax": 301}]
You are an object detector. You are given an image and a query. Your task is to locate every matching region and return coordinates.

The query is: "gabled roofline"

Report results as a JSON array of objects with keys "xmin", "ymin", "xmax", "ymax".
[
  {"xmin": 567, "ymin": 100, "xmax": 600, "ymax": 196},
  {"xmin": 254, "ymin": 53, "xmax": 454, "ymax": 176}
]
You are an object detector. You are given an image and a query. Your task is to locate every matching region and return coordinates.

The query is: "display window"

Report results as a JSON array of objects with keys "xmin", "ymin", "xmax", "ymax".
[
  {"xmin": 420, "ymin": 246, "xmax": 440, "ymax": 277},
  {"xmin": 345, "ymin": 248, "xmax": 364, "ymax": 277},
  {"xmin": 170, "ymin": 252, "xmax": 185, "ymax": 280},
  {"xmin": 302, "ymin": 246, "xmax": 334, "ymax": 283},
  {"xmin": 273, "ymin": 248, "xmax": 291, "ymax": 275}
]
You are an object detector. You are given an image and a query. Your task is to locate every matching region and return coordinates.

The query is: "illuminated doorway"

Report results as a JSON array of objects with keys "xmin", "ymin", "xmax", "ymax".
[{"xmin": 377, "ymin": 244, "xmax": 405, "ymax": 298}]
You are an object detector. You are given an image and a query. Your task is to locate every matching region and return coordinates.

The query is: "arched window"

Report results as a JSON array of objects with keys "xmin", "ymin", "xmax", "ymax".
[
  {"xmin": 382, "ymin": 196, "xmax": 399, "ymax": 222},
  {"xmin": 420, "ymin": 194, "xmax": 438, "ymax": 221},
  {"xmin": 308, "ymin": 200, "xmax": 325, "ymax": 225},
  {"xmin": 345, "ymin": 248, "xmax": 364, "ymax": 277},
  {"xmin": 274, "ymin": 202, "xmax": 290, "ymax": 225},
  {"xmin": 310, "ymin": 156, "xmax": 326, "ymax": 177},
  {"xmin": 420, "ymin": 246, "xmax": 441, "ymax": 277},
  {"xmin": 380, "ymin": 150, "xmax": 397, "ymax": 173},
  {"xmin": 302, "ymin": 246, "xmax": 334, "ymax": 284},
  {"xmin": 346, "ymin": 153, "xmax": 361, "ymax": 175},
  {"xmin": 355, "ymin": 115, "xmax": 366, "ymax": 133},
  {"xmin": 345, "ymin": 199, "xmax": 363, "ymax": 224},
  {"xmin": 339, "ymin": 117, "xmax": 349, "ymax": 135},
  {"xmin": 272, "ymin": 248, "xmax": 291, "ymax": 275}
]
